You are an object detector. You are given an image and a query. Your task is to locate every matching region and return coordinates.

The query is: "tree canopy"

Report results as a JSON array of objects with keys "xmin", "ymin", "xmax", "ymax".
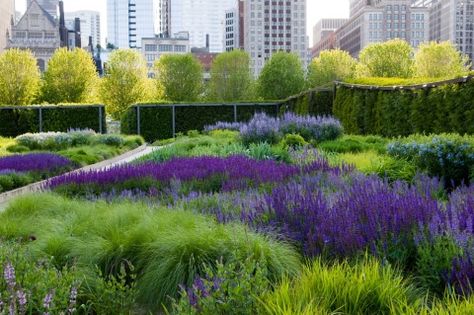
[{"xmin": 308, "ymin": 49, "xmax": 357, "ymax": 87}]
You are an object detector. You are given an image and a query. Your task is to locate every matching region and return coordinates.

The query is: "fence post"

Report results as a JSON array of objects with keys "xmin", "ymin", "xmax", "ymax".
[
  {"xmin": 233, "ymin": 104, "xmax": 238, "ymax": 122},
  {"xmin": 98, "ymin": 106, "xmax": 103, "ymax": 134},
  {"xmin": 136, "ymin": 106, "xmax": 141, "ymax": 136},
  {"xmin": 172, "ymin": 105, "xmax": 176, "ymax": 138},
  {"xmin": 38, "ymin": 107, "xmax": 43, "ymax": 132}
]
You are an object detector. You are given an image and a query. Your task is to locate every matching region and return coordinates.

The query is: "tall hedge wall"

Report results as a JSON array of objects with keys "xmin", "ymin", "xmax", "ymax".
[
  {"xmin": 279, "ymin": 88, "xmax": 334, "ymax": 116},
  {"xmin": 0, "ymin": 105, "xmax": 106, "ymax": 137},
  {"xmin": 121, "ymin": 103, "xmax": 280, "ymax": 142},
  {"xmin": 333, "ymin": 79, "xmax": 474, "ymax": 137}
]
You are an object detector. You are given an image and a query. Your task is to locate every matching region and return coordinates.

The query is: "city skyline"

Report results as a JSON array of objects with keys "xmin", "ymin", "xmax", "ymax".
[{"xmin": 15, "ymin": 0, "xmax": 351, "ymax": 46}]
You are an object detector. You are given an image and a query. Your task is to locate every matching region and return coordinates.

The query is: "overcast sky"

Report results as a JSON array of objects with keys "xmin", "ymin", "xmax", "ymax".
[{"xmin": 15, "ymin": 0, "xmax": 350, "ymax": 46}]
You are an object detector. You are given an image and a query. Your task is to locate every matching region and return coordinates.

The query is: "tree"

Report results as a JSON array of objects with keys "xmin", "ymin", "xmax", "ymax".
[
  {"xmin": 154, "ymin": 54, "xmax": 203, "ymax": 102},
  {"xmin": 357, "ymin": 39, "xmax": 414, "ymax": 78},
  {"xmin": 257, "ymin": 52, "xmax": 305, "ymax": 100},
  {"xmin": 42, "ymin": 48, "xmax": 98, "ymax": 104},
  {"xmin": 101, "ymin": 49, "xmax": 150, "ymax": 119},
  {"xmin": 307, "ymin": 49, "xmax": 357, "ymax": 87},
  {"xmin": 414, "ymin": 41, "xmax": 470, "ymax": 78},
  {"xmin": 0, "ymin": 49, "xmax": 40, "ymax": 105},
  {"xmin": 209, "ymin": 50, "xmax": 253, "ymax": 101}
]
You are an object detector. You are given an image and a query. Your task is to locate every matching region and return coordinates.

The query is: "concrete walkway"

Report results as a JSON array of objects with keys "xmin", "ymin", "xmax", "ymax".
[{"xmin": 0, "ymin": 145, "xmax": 157, "ymax": 211}]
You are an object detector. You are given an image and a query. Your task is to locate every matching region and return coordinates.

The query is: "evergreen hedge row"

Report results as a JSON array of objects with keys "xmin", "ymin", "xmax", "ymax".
[
  {"xmin": 333, "ymin": 79, "xmax": 474, "ymax": 137},
  {"xmin": 0, "ymin": 105, "xmax": 106, "ymax": 137},
  {"xmin": 279, "ymin": 88, "xmax": 334, "ymax": 116},
  {"xmin": 121, "ymin": 103, "xmax": 280, "ymax": 142}
]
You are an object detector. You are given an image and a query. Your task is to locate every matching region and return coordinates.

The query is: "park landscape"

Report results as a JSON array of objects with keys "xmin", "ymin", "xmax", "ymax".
[{"xmin": 0, "ymin": 39, "xmax": 474, "ymax": 314}]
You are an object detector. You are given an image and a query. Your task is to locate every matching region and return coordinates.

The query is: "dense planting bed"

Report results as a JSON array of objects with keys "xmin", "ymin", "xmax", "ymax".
[
  {"xmin": 1, "ymin": 113, "xmax": 474, "ymax": 314},
  {"xmin": 0, "ymin": 130, "xmax": 144, "ymax": 193}
]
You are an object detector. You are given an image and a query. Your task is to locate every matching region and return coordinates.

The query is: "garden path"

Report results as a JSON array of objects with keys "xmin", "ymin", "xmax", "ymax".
[{"xmin": 0, "ymin": 145, "xmax": 158, "ymax": 212}]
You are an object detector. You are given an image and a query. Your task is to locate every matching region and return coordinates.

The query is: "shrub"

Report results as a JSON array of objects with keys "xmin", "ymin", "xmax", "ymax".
[
  {"xmin": 279, "ymin": 112, "xmax": 343, "ymax": 143},
  {"xmin": 280, "ymin": 134, "xmax": 307, "ymax": 148},
  {"xmin": 260, "ymin": 259, "xmax": 418, "ymax": 315},
  {"xmin": 318, "ymin": 135, "xmax": 388, "ymax": 154},
  {"xmin": 96, "ymin": 134, "xmax": 126, "ymax": 147},
  {"xmin": 387, "ymin": 134, "xmax": 474, "ymax": 188},
  {"xmin": 239, "ymin": 113, "xmax": 281, "ymax": 145}
]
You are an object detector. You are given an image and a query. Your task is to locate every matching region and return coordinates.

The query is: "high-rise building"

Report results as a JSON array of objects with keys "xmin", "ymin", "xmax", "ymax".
[
  {"xmin": 159, "ymin": 0, "xmax": 235, "ymax": 52},
  {"xmin": 244, "ymin": 0, "xmax": 308, "ymax": 77},
  {"xmin": 65, "ymin": 10, "xmax": 101, "ymax": 48},
  {"xmin": 329, "ymin": 0, "xmax": 429, "ymax": 57},
  {"xmin": 313, "ymin": 18, "xmax": 348, "ymax": 45},
  {"xmin": 0, "ymin": 0, "xmax": 15, "ymax": 52},
  {"xmin": 425, "ymin": 0, "xmax": 474, "ymax": 60},
  {"xmin": 27, "ymin": 0, "xmax": 58, "ymax": 18},
  {"xmin": 107, "ymin": 0, "xmax": 158, "ymax": 49}
]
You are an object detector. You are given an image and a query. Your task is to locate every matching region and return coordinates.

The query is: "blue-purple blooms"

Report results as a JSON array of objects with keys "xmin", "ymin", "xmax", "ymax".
[
  {"xmin": 0, "ymin": 153, "xmax": 73, "ymax": 173},
  {"xmin": 239, "ymin": 112, "xmax": 343, "ymax": 145},
  {"xmin": 280, "ymin": 112, "xmax": 343, "ymax": 143},
  {"xmin": 204, "ymin": 121, "xmax": 243, "ymax": 132}
]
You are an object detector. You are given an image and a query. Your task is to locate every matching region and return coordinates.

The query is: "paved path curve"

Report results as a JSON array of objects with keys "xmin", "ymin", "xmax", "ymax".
[{"xmin": 0, "ymin": 145, "xmax": 157, "ymax": 211}]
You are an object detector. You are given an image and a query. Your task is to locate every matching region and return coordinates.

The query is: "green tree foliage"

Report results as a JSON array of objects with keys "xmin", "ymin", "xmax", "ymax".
[
  {"xmin": 41, "ymin": 48, "xmax": 98, "ymax": 104},
  {"xmin": 209, "ymin": 50, "xmax": 253, "ymax": 101},
  {"xmin": 414, "ymin": 41, "xmax": 470, "ymax": 78},
  {"xmin": 0, "ymin": 49, "xmax": 40, "ymax": 105},
  {"xmin": 101, "ymin": 49, "xmax": 150, "ymax": 120},
  {"xmin": 357, "ymin": 39, "xmax": 414, "ymax": 78},
  {"xmin": 307, "ymin": 49, "xmax": 357, "ymax": 87},
  {"xmin": 258, "ymin": 52, "xmax": 305, "ymax": 100},
  {"xmin": 154, "ymin": 54, "xmax": 203, "ymax": 102}
]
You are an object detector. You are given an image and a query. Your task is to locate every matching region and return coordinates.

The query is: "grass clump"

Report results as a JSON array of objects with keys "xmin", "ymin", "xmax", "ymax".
[
  {"xmin": 261, "ymin": 258, "xmax": 419, "ymax": 315},
  {"xmin": 0, "ymin": 137, "xmax": 15, "ymax": 156},
  {"xmin": 0, "ymin": 193, "xmax": 300, "ymax": 311},
  {"xmin": 318, "ymin": 135, "xmax": 388, "ymax": 154}
]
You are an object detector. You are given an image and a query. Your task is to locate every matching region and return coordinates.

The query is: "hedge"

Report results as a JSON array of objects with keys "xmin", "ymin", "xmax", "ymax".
[
  {"xmin": 279, "ymin": 88, "xmax": 334, "ymax": 116},
  {"xmin": 121, "ymin": 103, "xmax": 280, "ymax": 142},
  {"xmin": 0, "ymin": 105, "xmax": 106, "ymax": 137},
  {"xmin": 333, "ymin": 77, "xmax": 474, "ymax": 137}
]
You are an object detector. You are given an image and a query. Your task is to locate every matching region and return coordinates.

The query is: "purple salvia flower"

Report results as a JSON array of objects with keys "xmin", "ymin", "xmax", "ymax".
[
  {"xmin": 3, "ymin": 262, "xmax": 16, "ymax": 290},
  {"xmin": 43, "ymin": 290, "xmax": 54, "ymax": 312}
]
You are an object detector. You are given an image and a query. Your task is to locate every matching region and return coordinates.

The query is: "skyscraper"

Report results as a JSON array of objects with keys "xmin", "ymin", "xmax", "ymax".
[
  {"xmin": 426, "ymin": 0, "xmax": 474, "ymax": 61},
  {"xmin": 244, "ymin": 0, "xmax": 309, "ymax": 76},
  {"xmin": 26, "ymin": 0, "xmax": 58, "ymax": 18},
  {"xmin": 0, "ymin": 0, "xmax": 15, "ymax": 52},
  {"xmin": 65, "ymin": 10, "xmax": 101, "ymax": 48},
  {"xmin": 158, "ymin": 0, "xmax": 235, "ymax": 52},
  {"xmin": 107, "ymin": 0, "xmax": 158, "ymax": 49}
]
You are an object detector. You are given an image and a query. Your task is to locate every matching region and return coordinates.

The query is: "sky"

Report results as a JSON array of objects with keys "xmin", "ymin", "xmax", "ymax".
[{"xmin": 15, "ymin": 0, "xmax": 350, "ymax": 46}]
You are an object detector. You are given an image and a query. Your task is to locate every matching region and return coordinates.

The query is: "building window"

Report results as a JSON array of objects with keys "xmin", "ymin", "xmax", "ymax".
[{"xmin": 145, "ymin": 44, "xmax": 157, "ymax": 51}]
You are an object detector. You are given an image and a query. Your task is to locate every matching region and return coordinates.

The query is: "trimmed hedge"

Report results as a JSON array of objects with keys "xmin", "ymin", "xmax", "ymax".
[
  {"xmin": 0, "ymin": 105, "xmax": 106, "ymax": 137},
  {"xmin": 333, "ymin": 78, "xmax": 474, "ymax": 137},
  {"xmin": 121, "ymin": 103, "xmax": 280, "ymax": 142},
  {"xmin": 279, "ymin": 88, "xmax": 334, "ymax": 116}
]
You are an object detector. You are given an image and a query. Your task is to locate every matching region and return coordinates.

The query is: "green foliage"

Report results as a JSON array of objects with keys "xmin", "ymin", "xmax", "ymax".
[
  {"xmin": 41, "ymin": 48, "xmax": 99, "ymax": 104},
  {"xmin": 280, "ymin": 134, "xmax": 307, "ymax": 148},
  {"xmin": 121, "ymin": 103, "xmax": 279, "ymax": 142},
  {"xmin": 258, "ymin": 52, "xmax": 305, "ymax": 100},
  {"xmin": 0, "ymin": 243, "xmax": 79, "ymax": 314},
  {"xmin": 260, "ymin": 258, "xmax": 418, "ymax": 315},
  {"xmin": 414, "ymin": 41, "xmax": 470, "ymax": 78},
  {"xmin": 0, "ymin": 49, "xmax": 41, "ymax": 106},
  {"xmin": 280, "ymin": 89, "xmax": 334, "ymax": 116},
  {"xmin": 58, "ymin": 145, "xmax": 122, "ymax": 166},
  {"xmin": 415, "ymin": 236, "xmax": 463, "ymax": 295},
  {"xmin": 346, "ymin": 76, "xmax": 447, "ymax": 86},
  {"xmin": 307, "ymin": 49, "xmax": 356, "ymax": 87},
  {"xmin": 0, "ymin": 194, "xmax": 300, "ymax": 311},
  {"xmin": 209, "ymin": 50, "xmax": 254, "ymax": 101},
  {"xmin": 0, "ymin": 137, "xmax": 16, "ymax": 156},
  {"xmin": 318, "ymin": 135, "xmax": 388, "ymax": 154},
  {"xmin": 101, "ymin": 50, "xmax": 150, "ymax": 120},
  {"xmin": 171, "ymin": 257, "xmax": 270, "ymax": 315},
  {"xmin": 333, "ymin": 79, "xmax": 474, "ymax": 137},
  {"xmin": 0, "ymin": 172, "xmax": 33, "ymax": 193},
  {"xmin": 357, "ymin": 39, "xmax": 414, "ymax": 78},
  {"xmin": 155, "ymin": 54, "xmax": 203, "ymax": 102}
]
